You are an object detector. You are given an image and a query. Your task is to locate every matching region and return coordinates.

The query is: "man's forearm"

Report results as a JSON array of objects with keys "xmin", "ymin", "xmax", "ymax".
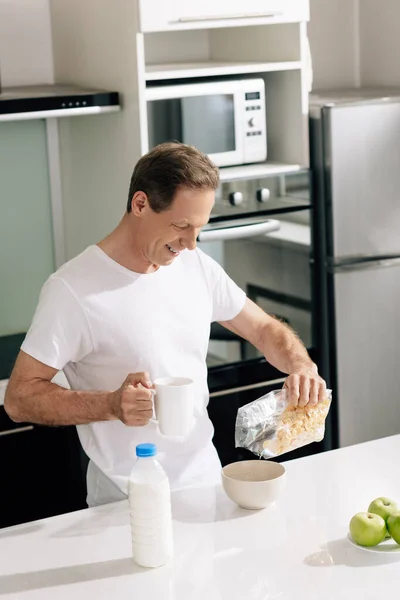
[
  {"xmin": 257, "ymin": 317, "xmax": 316, "ymax": 375},
  {"xmin": 5, "ymin": 380, "xmax": 116, "ymax": 426}
]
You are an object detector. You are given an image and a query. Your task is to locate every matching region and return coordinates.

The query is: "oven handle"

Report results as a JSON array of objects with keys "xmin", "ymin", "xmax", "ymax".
[
  {"xmin": 209, "ymin": 377, "xmax": 287, "ymax": 399},
  {"xmin": 0, "ymin": 425, "xmax": 34, "ymax": 437},
  {"xmin": 177, "ymin": 12, "xmax": 282, "ymax": 23},
  {"xmin": 198, "ymin": 219, "xmax": 280, "ymax": 243}
]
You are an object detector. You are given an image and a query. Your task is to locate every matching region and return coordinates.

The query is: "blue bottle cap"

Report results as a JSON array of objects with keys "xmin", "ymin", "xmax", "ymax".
[{"xmin": 136, "ymin": 443, "xmax": 157, "ymax": 457}]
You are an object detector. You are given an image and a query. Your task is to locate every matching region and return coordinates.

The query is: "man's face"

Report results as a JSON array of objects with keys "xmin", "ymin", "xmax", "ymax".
[{"xmin": 132, "ymin": 187, "xmax": 215, "ymax": 267}]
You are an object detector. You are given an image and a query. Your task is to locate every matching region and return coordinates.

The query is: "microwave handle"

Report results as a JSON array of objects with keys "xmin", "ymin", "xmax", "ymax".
[
  {"xmin": 177, "ymin": 12, "xmax": 282, "ymax": 23},
  {"xmin": 198, "ymin": 219, "xmax": 280, "ymax": 243}
]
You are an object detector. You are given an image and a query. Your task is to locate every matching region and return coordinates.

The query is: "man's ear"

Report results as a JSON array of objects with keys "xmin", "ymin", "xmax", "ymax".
[{"xmin": 130, "ymin": 191, "xmax": 149, "ymax": 217}]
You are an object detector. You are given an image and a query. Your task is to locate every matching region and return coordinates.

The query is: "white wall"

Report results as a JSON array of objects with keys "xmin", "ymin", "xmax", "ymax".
[
  {"xmin": 308, "ymin": 0, "xmax": 400, "ymax": 90},
  {"xmin": 0, "ymin": 0, "xmax": 53, "ymax": 85},
  {"xmin": 308, "ymin": 0, "xmax": 359, "ymax": 90},
  {"xmin": 360, "ymin": 0, "xmax": 400, "ymax": 86}
]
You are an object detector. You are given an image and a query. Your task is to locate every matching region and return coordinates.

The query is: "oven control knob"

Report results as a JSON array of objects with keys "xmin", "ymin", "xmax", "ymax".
[
  {"xmin": 256, "ymin": 188, "xmax": 271, "ymax": 203},
  {"xmin": 228, "ymin": 191, "xmax": 244, "ymax": 206}
]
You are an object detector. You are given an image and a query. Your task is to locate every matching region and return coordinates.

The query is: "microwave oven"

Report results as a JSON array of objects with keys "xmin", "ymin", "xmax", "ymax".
[{"xmin": 146, "ymin": 79, "xmax": 267, "ymax": 168}]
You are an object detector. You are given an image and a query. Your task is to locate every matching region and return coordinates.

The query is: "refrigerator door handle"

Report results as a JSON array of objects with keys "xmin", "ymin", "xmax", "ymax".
[
  {"xmin": 198, "ymin": 219, "xmax": 280, "ymax": 243},
  {"xmin": 334, "ymin": 257, "xmax": 400, "ymax": 273}
]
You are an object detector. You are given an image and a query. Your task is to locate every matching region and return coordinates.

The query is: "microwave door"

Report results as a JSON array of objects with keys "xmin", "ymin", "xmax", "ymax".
[
  {"xmin": 181, "ymin": 93, "xmax": 243, "ymax": 168},
  {"xmin": 147, "ymin": 98, "xmax": 183, "ymax": 149}
]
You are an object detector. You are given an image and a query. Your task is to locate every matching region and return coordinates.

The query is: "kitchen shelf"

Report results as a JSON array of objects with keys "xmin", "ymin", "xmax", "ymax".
[
  {"xmin": 145, "ymin": 60, "xmax": 302, "ymax": 81},
  {"xmin": 219, "ymin": 162, "xmax": 306, "ymax": 182}
]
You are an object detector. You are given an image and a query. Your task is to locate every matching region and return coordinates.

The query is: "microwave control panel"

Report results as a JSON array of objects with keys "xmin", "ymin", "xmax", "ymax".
[{"xmin": 243, "ymin": 90, "xmax": 267, "ymax": 162}]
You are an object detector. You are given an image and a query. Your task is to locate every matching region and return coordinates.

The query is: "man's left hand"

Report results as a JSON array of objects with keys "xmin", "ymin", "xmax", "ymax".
[{"xmin": 283, "ymin": 364, "xmax": 327, "ymax": 408}]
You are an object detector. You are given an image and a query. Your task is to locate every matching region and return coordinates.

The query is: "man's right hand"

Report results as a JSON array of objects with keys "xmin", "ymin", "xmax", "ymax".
[{"xmin": 110, "ymin": 372, "xmax": 154, "ymax": 426}]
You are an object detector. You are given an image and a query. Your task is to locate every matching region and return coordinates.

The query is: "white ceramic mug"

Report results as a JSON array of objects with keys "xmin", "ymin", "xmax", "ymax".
[{"xmin": 151, "ymin": 377, "xmax": 195, "ymax": 437}]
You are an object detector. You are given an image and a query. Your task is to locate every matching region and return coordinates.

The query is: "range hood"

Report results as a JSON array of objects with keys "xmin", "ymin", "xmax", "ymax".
[{"xmin": 0, "ymin": 84, "xmax": 120, "ymax": 122}]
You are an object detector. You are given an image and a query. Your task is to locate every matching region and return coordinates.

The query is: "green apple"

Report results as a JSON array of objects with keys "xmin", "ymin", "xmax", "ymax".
[
  {"xmin": 368, "ymin": 497, "xmax": 398, "ymax": 538},
  {"xmin": 349, "ymin": 512, "xmax": 387, "ymax": 547},
  {"xmin": 368, "ymin": 497, "xmax": 398, "ymax": 521},
  {"xmin": 387, "ymin": 512, "xmax": 400, "ymax": 544}
]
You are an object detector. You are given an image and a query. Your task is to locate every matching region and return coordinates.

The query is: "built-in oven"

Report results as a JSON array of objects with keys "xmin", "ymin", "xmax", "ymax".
[
  {"xmin": 200, "ymin": 170, "xmax": 313, "ymax": 367},
  {"xmin": 203, "ymin": 170, "xmax": 333, "ymax": 465}
]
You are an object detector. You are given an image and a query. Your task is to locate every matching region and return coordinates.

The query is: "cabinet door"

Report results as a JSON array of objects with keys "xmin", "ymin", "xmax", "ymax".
[
  {"xmin": 0, "ymin": 408, "xmax": 87, "ymax": 528},
  {"xmin": 138, "ymin": 0, "xmax": 309, "ymax": 32},
  {"xmin": 334, "ymin": 260, "xmax": 400, "ymax": 448}
]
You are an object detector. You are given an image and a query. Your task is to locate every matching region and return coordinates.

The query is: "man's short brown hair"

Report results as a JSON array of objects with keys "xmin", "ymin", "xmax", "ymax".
[{"xmin": 127, "ymin": 142, "xmax": 220, "ymax": 213}]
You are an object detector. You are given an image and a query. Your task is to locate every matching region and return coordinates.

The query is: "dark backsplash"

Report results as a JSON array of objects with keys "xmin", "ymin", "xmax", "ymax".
[{"xmin": 0, "ymin": 333, "xmax": 25, "ymax": 379}]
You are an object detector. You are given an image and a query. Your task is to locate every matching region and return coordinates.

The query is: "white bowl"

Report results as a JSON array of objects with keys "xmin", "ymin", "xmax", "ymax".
[{"xmin": 221, "ymin": 460, "xmax": 286, "ymax": 510}]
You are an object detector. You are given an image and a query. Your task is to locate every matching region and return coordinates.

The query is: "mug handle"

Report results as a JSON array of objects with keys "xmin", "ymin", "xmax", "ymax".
[{"xmin": 149, "ymin": 389, "xmax": 158, "ymax": 423}]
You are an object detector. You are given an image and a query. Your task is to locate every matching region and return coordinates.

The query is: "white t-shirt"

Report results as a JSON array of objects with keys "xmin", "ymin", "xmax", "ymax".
[{"xmin": 21, "ymin": 245, "xmax": 246, "ymax": 505}]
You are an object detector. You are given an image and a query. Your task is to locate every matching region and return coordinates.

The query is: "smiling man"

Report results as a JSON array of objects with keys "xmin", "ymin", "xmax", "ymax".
[{"xmin": 5, "ymin": 142, "xmax": 326, "ymax": 507}]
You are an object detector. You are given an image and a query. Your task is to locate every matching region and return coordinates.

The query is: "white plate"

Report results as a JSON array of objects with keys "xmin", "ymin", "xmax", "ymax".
[{"xmin": 347, "ymin": 533, "xmax": 400, "ymax": 554}]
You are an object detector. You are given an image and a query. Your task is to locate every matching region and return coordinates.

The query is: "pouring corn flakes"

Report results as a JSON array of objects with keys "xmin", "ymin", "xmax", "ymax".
[{"xmin": 235, "ymin": 388, "xmax": 332, "ymax": 459}]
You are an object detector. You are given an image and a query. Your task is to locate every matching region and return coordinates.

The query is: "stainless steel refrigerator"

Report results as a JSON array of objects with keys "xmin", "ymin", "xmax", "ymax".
[{"xmin": 310, "ymin": 89, "xmax": 400, "ymax": 448}]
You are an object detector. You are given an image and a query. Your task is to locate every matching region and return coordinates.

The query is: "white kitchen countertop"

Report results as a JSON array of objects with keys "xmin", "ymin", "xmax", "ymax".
[{"xmin": 1, "ymin": 435, "xmax": 400, "ymax": 599}]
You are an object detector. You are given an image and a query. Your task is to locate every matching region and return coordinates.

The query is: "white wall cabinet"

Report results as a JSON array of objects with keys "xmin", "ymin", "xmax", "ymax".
[
  {"xmin": 138, "ymin": 0, "xmax": 309, "ymax": 33},
  {"xmin": 49, "ymin": 0, "xmax": 310, "ymax": 259}
]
